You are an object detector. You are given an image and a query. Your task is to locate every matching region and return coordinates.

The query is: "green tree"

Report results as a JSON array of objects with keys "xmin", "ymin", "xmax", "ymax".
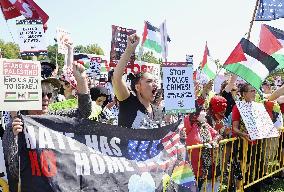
[
  {"xmin": 85, "ymin": 44, "xmax": 104, "ymax": 55},
  {"xmin": 46, "ymin": 44, "xmax": 65, "ymax": 72},
  {"xmin": 139, "ymin": 51, "xmax": 162, "ymax": 64},
  {"xmin": 0, "ymin": 39, "xmax": 20, "ymax": 59},
  {"xmin": 74, "ymin": 45, "xmax": 85, "ymax": 53},
  {"xmin": 74, "ymin": 44, "xmax": 104, "ymax": 55}
]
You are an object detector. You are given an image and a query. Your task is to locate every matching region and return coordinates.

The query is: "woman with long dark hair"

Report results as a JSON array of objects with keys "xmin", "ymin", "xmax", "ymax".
[{"xmin": 113, "ymin": 34, "xmax": 159, "ymax": 129}]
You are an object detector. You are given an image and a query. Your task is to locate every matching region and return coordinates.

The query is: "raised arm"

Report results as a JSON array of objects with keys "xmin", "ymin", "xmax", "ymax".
[
  {"xmin": 224, "ymin": 74, "xmax": 237, "ymax": 93},
  {"xmin": 113, "ymin": 34, "xmax": 140, "ymax": 101},
  {"xmin": 72, "ymin": 61, "xmax": 91, "ymax": 117},
  {"xmin": 64, "ymin": 39, "xmax": 74, "ymax": 67},
  {"xmin": 73, "ymin": 61, "xmax": 88, "ymax": 94},
  {"xmin": 269, "ymin": 84, "xmax": 284, "ymax": 101}
]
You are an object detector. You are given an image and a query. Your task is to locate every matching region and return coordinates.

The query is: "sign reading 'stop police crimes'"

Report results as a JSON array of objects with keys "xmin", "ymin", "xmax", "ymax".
[{"xmin": 162, "ymin": 62, "xmax": 195, "ymax": 114}]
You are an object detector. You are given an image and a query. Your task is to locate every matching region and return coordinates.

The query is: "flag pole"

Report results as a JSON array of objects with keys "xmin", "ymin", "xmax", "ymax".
[{"xmin": 247, "ymin": 0, "xmax": 260, "ymax": 40}]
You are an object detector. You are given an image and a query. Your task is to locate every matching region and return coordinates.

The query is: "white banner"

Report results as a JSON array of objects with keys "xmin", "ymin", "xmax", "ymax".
[
  {"xmin": 0, "ymin": 59, "xmax": 42, "ymax": 111},
  {"xmin": 236, "ymin": 101, "xmax": 280, "ymax": 140},
  {"xmin": 16, "ymin": 20, "xmax": 47, "ymax": 56},
  {"xmin": 162, "ymin": 64, "xmax": 195, "ymax": 114}
]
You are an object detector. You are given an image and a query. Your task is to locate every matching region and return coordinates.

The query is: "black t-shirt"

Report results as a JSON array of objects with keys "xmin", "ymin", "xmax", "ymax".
[
  {"xmin": 221, "ymin": 90, "xmax": 235, "ymax": 118},
  {"xmin": 118, "ymin": 93, "xmax": 159, "ymax": 129}
]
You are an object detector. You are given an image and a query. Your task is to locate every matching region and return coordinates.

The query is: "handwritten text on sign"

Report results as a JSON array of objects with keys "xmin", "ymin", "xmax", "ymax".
[
  {"xmin": 163, "ymin": 66, "xmax": 195, "ymax": 114},
  {"xmin": 16, "ymin": 20, "xmax": 47, "ymax": 56}
]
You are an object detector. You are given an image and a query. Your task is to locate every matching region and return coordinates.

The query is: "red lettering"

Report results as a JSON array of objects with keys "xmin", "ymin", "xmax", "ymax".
[
  {"xmin": 141, "ymin": 65, "xmax": 147, "ymax": 73},
  {"xmin": 147, "ymin": 66, "xmax": 154, "ymax": 73},
  {"xmin": 29, "ymin": 151, "xmax": 41, "ymax": 176},
  {"xmin": 104, "ymin": 61, "xmax": 110, "ymax": 72},
  {"xmin": 40, "ymin": 150, "xmax": 57, "ymax": 177},
  {"xmin": 132, "ymin": 64, "xmax": 140, "ymax": 73}
]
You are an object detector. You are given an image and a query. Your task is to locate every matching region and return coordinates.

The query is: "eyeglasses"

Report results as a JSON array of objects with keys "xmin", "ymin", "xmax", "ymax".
[
  {"xmin": 232, "ymin": 89, "xmax": 237, "ymax": 91},
  {"xmin": 42, "ymin": 92, "xmax": 53, "ymax": 99}
]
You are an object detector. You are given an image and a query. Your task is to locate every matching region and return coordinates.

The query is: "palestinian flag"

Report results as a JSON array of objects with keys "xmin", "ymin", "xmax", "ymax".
[
  {"xmin": 200, "ymin": 42, "xmax": 218, "ymax": 80},
  {"xmin": 259, "ymin": 24, "xmax": 284, "ymax": 69},
  {"xmin": 142, "ymin": 21, "xmax": 170, "ymax": 54},
  {"xmin": 5, "ymin": 92, "xmax": 17, "ymax": 100},
  {"xmin": 224, "ymin": 38, "xmax": 279, "ymax": 91},
  {"xmin": 28, "ymin": 92, "xmax": 39, "ymax": 100}
]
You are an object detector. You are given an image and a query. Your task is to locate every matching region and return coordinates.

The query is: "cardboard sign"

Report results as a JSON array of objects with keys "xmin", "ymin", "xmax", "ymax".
[
  {"xmin": 162, "ymin": 63, "xmax": 195, "ymax": 114},
  {"xmin": 16, "ymin": 20, "xmax": 47, "ymax": 56},
  {"xmin": 236, "ymin": 101, "xmax": 280, "ymax": 140},
  {"xmin": 56, "ymin": 28, "xmax": 71, "ymax": 54},
  {"xmin": 0, "ymin": 59, "xmax": 42, "ymax": 111}
]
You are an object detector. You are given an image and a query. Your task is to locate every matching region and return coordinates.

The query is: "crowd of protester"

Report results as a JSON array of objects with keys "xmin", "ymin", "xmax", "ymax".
[{"xmin": 0, "ymin": 34, "xmax": 283, "ymax": 192}]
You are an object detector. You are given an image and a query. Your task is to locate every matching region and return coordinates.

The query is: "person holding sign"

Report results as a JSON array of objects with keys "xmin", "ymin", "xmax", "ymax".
[
  {"xmin": 2, "ymin": 61, "xmax": 91, "ymax": 192},
  {"xmin": 231, "ymin": 83, "xmax": 263, "ymax": 191},
  {"xmin": 232, "ymin": 83, "xmax": 256, "ymax": 141},
  {"xmin": 113, "ymin": 34, "xmax": 160, "ymax": 129}
]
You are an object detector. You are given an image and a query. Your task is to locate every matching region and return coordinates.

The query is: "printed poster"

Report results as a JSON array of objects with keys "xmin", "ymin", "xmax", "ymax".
[
  {"xmin": 87, "ymin": 57, "xmax": 108, "ymax": 81},
  {"xmin": 236, "ymin": 101, "xmax": 280, "ymax": 140},
  {"xmin": 110, "ymin": 25, "xmax": 136, "ymax": 67},
  {"xmin": 16, "ymin": 20, "xmax": 47, "ymax": 56},
  {"xmin": 0, "ymin": 59, "xmax": 42, "ymax": 111},
  {"xmin": 162, "ymin": 62, "xmax": 195, "ymax": 114}
]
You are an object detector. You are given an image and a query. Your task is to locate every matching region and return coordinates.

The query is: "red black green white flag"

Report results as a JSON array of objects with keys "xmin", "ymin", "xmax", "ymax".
[
  {"xmin": 224, "ymin": 38, "xmax": 279, "ymax": 91},
  {"xmin": 200, "ymin": 42, "xmax": 218, "ymax": 80},
  {"xmin": 259, "ymin": 24, "xmax": 284, "ymax": 69},
  {"xmin": 141, "ymin": 21, "xmax": 170, "ymax": 54}
]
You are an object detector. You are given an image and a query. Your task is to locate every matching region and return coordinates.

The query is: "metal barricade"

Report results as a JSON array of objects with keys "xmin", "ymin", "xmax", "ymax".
[
  {"xmin": 0, "ymin": 178, "xmax": 9, "ymax": 192},
  {"xmin": 242, "ymin": 128, "xmax": 284, "ymax": 190},
  {"xmin": 186, "ymin": 128, "xmax": 284, "ymax": 192}
]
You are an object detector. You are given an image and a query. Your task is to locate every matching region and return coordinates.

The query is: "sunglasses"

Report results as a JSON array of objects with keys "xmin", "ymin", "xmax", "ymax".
[
  {"xmin": 42, "ymin": 92, "xmax": 53, "ymax": 99},
  {"xmin": 232, "ymin": 89, "xmax": 237, "ymax": 91}
]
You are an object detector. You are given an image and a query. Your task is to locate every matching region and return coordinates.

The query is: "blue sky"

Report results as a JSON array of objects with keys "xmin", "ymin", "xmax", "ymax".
[{"xmin": 1, "ymin": 0, "xmax": 284, "ymax": 69}]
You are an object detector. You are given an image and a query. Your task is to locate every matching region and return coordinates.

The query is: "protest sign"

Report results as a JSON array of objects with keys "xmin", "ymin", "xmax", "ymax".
[
  {"xmin": 110, "ymin": 25, "xmax": 136, "ymax": 67},
  {"xmin": 162, "ymin": 62, "xmax": 195, "ymax": 114},
  {"xmin": 56, "ymin": 28, "xmax": 71, "ymax": 55},
  {"xmin": 0, "ymin": 59, "xmax": 42, "ymax": 111},
  {"xmin": 236, "ymin": 101, "xmax": 280, "ymax": 140},
  {"xmin": 16, "ymin": 20, "xmax": 47, "ymax": 56},
  {"xmin": 111, "ymin": 61, "xmax": 161, "ymax": 76},
  {"xmin": 17, "ymin": 115, "xmax": 197, "ymax": 192},
  {"xmin": 86, "ymin": 57, "xmax": 108, "ymax": 81}
]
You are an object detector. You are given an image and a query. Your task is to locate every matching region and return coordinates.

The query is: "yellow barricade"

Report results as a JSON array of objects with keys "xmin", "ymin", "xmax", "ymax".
[
  {"xmin": 0, "ymin": 178, "xmax": 9, "ymax": 192},
  {"xmin": 186, "ymin": 128, "xmax": 284, "ymax": 192},
  {"xmin": 242, "ymin": 128, "xmax": 284, "ymax": 190}
]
